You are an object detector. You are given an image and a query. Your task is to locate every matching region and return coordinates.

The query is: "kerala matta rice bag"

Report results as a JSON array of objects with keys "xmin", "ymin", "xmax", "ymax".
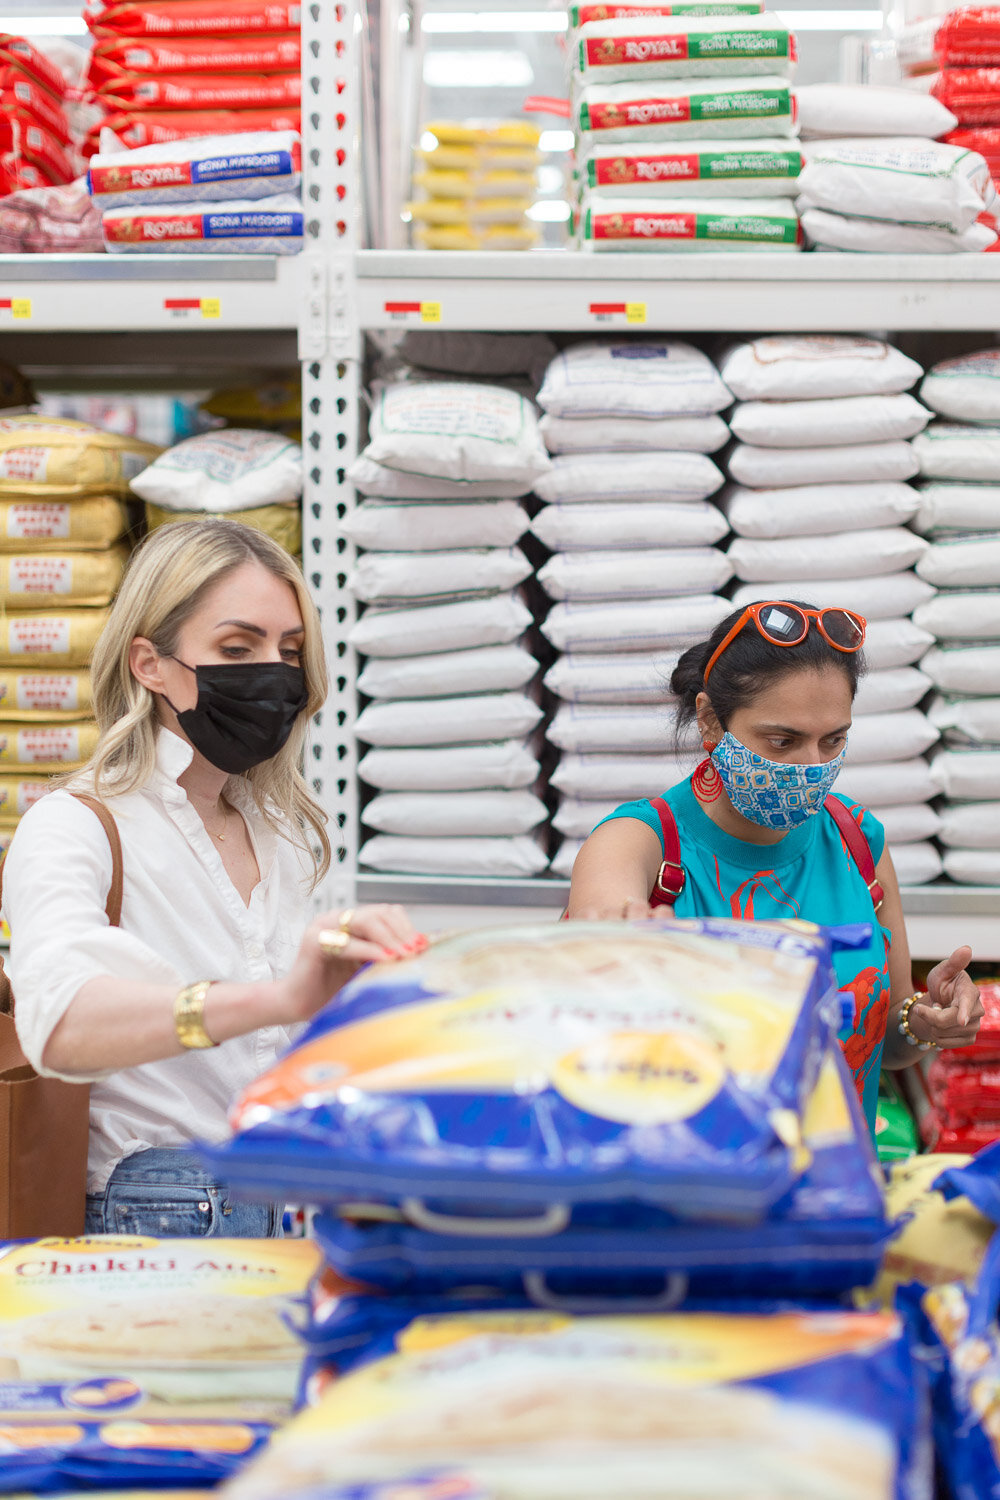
[
  {"xmin": 0, "ymin": 416, "xmax": 159, "ymax": 499},
  {"xmin": 0, "ymin": 496, "xmax": 128, "ymax": 552},
  {"xmin": 0, "ymin": 546, "xmax": 128, "ymax": 608},
  {"xmin": 207, "ymin": 918, "xmax": 843, "ymax": 1221},
  {"xmin": 0, "ymin": 610, "xmax": 110, "ymax": 668},
  {"xmin": 201, "ymin": 378, "xmax": 301, "ymax": 427},
  {"xmin": 0, "ymin": 722, "xmax": 99, "ymax": 770},
  {"xmin": 223, "ymin": 1306, "xmax": 929, "ymax": 1500},
  {"xmin": 0, "ymin": 774, "xmax": 57, "ymax": 821},
  {"xmin": 144, "ymin": 501, "xmax": 301, "ymax": 556},
  {"xmin": 0, "ymin": 669, "xmax": 92, "ymax": 721}
]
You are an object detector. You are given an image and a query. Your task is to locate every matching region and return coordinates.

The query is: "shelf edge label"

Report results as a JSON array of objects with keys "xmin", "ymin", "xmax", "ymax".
[
  {"xmin": 0, "ymin": 299, "xmax": 31, "ymax": 320},
  {"xmin": 385, "ymin": 300, "xmax": 442, "ymax": 323},
  {"xmin": 589, "ymin": 301, "xmax": 647, "ymax": 324}
]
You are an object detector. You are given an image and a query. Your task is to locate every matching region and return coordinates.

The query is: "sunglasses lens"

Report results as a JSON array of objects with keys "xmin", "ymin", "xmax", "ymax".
[
  {"xmin": 758, "ymin": 604, "xmax": 807, "ymax": 644},
  {"xmin": 822, "ymin": 609, "xmax": 865, "ymax": 650}
]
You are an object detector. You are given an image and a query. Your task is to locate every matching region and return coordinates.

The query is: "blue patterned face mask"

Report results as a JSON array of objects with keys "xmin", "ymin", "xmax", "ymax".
[{"xmin": 711, "ymin": 732, "xmax": 847, "ymax": 831}]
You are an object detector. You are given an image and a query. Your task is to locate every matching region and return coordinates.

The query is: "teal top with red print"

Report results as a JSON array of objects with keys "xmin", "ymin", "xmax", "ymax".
[{"xmin": 597, "ymin": 775, "xmax": 891, "ymax": 1138}]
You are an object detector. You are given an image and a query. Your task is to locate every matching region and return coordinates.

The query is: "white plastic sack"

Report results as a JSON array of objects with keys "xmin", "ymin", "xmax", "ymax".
[
  {"xmin": 544, "ymin": 650, "xmax": 678, "ymax": 705},
  {"xmin": 537, "ymin": 339, "xmax": 732, "ymax": 418},
  {"xmin": 853, "ymin": 666, "xmax": 932, "ymax": 716},
  {"xmin": 349, "ymin": 594, "xmax": 532, "ymax": 658},
  {"xmin": 574, "ymin": 15, "xmax": 797, "ymax": 83},
  {"xmin": 914, "ymin": 484, "xmax": 1000, "ymax": 535},
  {"xmin": 914, "ymin": 424, "xmax": 1000, "ymax": 482},
  {"xmin": 837, "ymin": 758, "xmax": 941, "ymax": 806},
  {"xmin": 800, "ymin": 207, "xmax": 996, "ymax": 254},
  {"xmin": 575, "ymin": 78, "xmax": 798, "ymax": 143},
  {"xmin": 355, "ymin": 691, "xmax": 543, "ymax": 748},
  {"xmin": 358, "ymin": 644, "xmax": 537, "ymax": 700},
  {"xmin": 542, "ymin": 593, "xmax": 731, "ymax": 652},
  {"xmin": 88, "ymin": 131, "xmax": 303, "ymax": 208},
  {"xmin": 553, "ymin": 797, "xmax": 620, "ymax": 839},
  {"xmin": 872, "ymin": 802, "xmax": 942, "ymax": 844},
  {"xmin": 539, "ymin": 412, "xmax": 729, "ymax": 454},
  {"xmin": 730, "ymin": 573, "xmax": 935, "ymax": 620},
  {"xmin": 579, "ymin": 194, "xmax": 802, "ymax": 251},
  {"xmin": 538, "ymin": 547, "xmax": 733, "ymax": 600},
  {"xmin": 921, "ymin": 350, "xmax": 1000, "ymax": 424},
  {"xmin": 551, "ymin": 838, "xmax": 583, "ymax": 878},
  {"xmin": 362, "ymin": 789, "xmax": 547, "ymax": 837},
  {"xmin": 532, "ymin": 500, "xmax": 729, "ymax": 551},
  {"xmin": 721, "ymin": 481, "xmax": 919, "ymax": 539},
  {"xmin": 102, "ymin": 195, "xmax": 304, "ymax": 255},
  {"xmin": 579, "ymin": 138, "xmax": 803, "ymax": 200},
  {"xmin": 551, "ymin": 751, "xmax": 696, "ymax": 800},
  {"xmin": 798, "ymin": 138, "xmax": 995, "ymax": 232},
  {"xmin": 844, "ymin": 709, "xmax": 939, "ymax": 764},
  {"xmin": 939, "ymin": 801, "xmax": 1000, "ymax": 850},
  {"xmin": 534, "ymin": 451, "xmax": 724, "ymax": 504},
  {"xmin": 728, "ymin": 393, "xmax": 930, "ymax": 448},
  {"xmin": 913, "ymin": 591, "xmax": 1000, "ymax": 641},
  {"xmin": 363, "ymin": 382, "xmax": 551, "ymax": 487},
  {"xmin": 360, "ymin": 834, "xmax": 549, "ymax": 876},
  {"xmin": 340, "ymin": 499, "xmax": 528, "ymax": 552},
  {"xmin": 922, "ymin": 644, "xmax": 1000, "ymax": 696},
  {"xmin": 933, "ymin": 748, "xmax": 1000, "ymax": 799},
  {"xmin": 719, "ymin": 336, "xmax": 922, "ymax": 401},
  {"xmin": 348, "ymin": 547, "xmax": 532, "ymax": 603},
  {"xmin": 864, "ymin": 619, "xmax": 937, "ymax": 671},
  {"xmin": 893, "ymin": 841, "xmax": 944, "ymax": 884},
  {"xmin": 728, "ymin": 528, "xmax": 926, "ymax": 582},
  {"xmin": 359, "ymin": 740, "xmax": 540, "ymax": 792},
  {"xmin": 795, "ymin": 83, "xmax": 957, "ymax": 141},
  {"xmin": 129, "ymin": 429, "xmax": 302, "ymax": 510},
  {"xmin": 928, "ymin": 693, "xmax": 1000, "ymax": 748},
  {"xmin": 918, "ymin": 533, "xmax": 1000, "ymax": 588},
  {"xmin": 548, "ymin": 702, "xmax": 698, "ymax": 753},
  {"xmin": 727, "ymin": 441, "xmax": 920, "ymax": 489},
  {"xmin": 348, "ymin": 455, "xmax": 532, "ymax": 501},
  {"xmin": 943, "ymin": 847, "xmax": 1000, "ymax": 884}
]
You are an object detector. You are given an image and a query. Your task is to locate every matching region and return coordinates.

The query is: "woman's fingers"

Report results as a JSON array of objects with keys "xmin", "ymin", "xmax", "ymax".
[
  {"xmin": 314, "ymin": 904, "xmax": 424, "ymax": 961},
  {"xmin": 909, "ymin": 997, "xmax": 983, "ymax": 1049}
]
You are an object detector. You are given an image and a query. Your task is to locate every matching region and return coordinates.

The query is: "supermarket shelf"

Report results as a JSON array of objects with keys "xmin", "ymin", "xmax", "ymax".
[
  {"xmin": 0, "ymin": 255, "xmax": 302, "ymax": 332},
  {"xmin": 355, "ymin": 250, "xmax": 1000, "ymax": 331}
]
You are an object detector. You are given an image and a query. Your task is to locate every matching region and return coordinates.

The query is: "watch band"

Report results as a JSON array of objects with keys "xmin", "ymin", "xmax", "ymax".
[{"xmin": 174, "ymin": 979, "xmax": 218, "ymax": 1050}]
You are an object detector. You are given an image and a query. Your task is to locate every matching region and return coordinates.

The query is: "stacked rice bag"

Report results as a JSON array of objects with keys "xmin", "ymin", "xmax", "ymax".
[
  {"xmin": 0, "ymin": 35, "xmax": 75, "ymax": 195},
  {"xmin": 898, "ymin": 6, "xmax": 1000, "ymax": 194},
  {"xmin": 408, "ymin": 120, "xmax": 541, "ymax": 251},
  {"xmin": 0, "ymin": 414, "xmax": 158, "ymax": 852},
  {"xmin": 912, "ymin": 351, "xmax": 1000, "ymax": 886},
  {"xmin": 347, "ymin": 358, "xmax": 551, "ymax": 878},
  {"xmin": 87, "ymin": 128, "xmax": 303, "ymax": 255},
  {"xmin": 531, "ymin": 338, "xmax": 732, "ymax": 879},
  {"xmin": 907, "ymin": 983, "xmax": 1000, "ymax": 1151},
  {"xmin": 722, "ymin": 335, "xmax": 943, "ymax": 885},
  {"xmin": 0, "ymin": 178, "xmax": 103, "ymax": 255},
  {"xmin": 83, "ymin": 0, "xmax": 301, "ymax": 156},
  {"xmin": 569, "ymin": 2, "xmax": 803, "ymax": 251}
]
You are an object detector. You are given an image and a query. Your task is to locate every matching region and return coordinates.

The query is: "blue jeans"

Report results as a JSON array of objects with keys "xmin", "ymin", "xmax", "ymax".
[{"xmin": 85, "ymin": 1147, "xmax": 282, "ymax": 1238}]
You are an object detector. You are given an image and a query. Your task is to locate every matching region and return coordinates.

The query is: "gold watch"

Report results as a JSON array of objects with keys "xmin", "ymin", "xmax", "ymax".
[{"xmin": 174, "ymin": 980, "xmax": 219, "ymax": 1050}]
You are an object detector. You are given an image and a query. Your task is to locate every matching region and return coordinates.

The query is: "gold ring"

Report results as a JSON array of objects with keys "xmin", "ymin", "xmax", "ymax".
[
  {"xmin": 318, "ymin": 928, "xmax": 350, "ymax": 957},
  {"xmin": 338, "ymin": 908, "xmax": 356, "ymax": 933}
]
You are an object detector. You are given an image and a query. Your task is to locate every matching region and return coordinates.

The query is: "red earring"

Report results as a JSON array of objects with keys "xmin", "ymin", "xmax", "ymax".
[{"xmin": 693, "ymin": 736, "xmax": 723, "ymax": 803}]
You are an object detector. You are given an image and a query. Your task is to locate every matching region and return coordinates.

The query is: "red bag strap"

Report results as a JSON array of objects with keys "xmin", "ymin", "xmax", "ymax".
[
  {"xmin": 649, "ymin": 795, "xmax": 685, "ymax": 909},
  {"xmin": 824, "ymin": 795, "xmax": 883, "ymax": 914}
]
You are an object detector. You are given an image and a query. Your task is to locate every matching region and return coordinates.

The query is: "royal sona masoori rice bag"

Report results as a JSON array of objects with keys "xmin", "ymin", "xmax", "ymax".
[
  {"xmin": 307, "ymin": 1044, "xmax": 888, "ymax": 1307},
  {"xmin": 204, "ymin": 918, "xmax": 857, "ymax": 1222}
]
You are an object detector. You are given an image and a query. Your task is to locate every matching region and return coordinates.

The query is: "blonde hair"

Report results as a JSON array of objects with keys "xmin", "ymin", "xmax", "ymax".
[{"xmin": 74, "ymin": 518, "xmax": 330, "ymax": 885}]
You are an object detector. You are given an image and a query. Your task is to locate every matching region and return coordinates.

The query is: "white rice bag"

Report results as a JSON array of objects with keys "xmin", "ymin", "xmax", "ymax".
[
  {"xmin": 549, "ymin": 702, "xmax": 694, "ymax": 753},
  {"xmin": 580, "ymin": 195, "xmax": 801, "ymax": 250},
  {"xmin": 362, "ymin": 382, "xmax": 551, "ymax": 487},
  {"xmin": 929, "ymin": 693, "xmax": 1000, "ymax": 747},
  {"xmin": 575, "ymin": 78, "xmax": 798, "ymax": 143},
  {"xmin": 362, "ymin": 789, "xmax": 547, "ymax": 838},
  {"xmin": 794, "ymin": 84, "xmax": 957, "ymax": 141},
  {"xmin": 574, "ymin": 14, "xmax": 796, "ymax": 82},
  {"xmin": 837, "ymin": 758, "xmax": 941, "ymax": 806},
  {"xmin": 874, "ymin": 802, "xmax": 942, "ymax": 844},
  {"xmin": 340, "ymin": 499, "xmax": 528, "ymax": 551},
  {"xmin": 580, "ymin": 138, "xmax": 802, "ymax": 199},
  {"xmin": 730, "ymin": 573, "xmax": 935, "ymax": 619},
  {"xmin": 917, "ymin": 533, "xmax": 1000, "ymax": 588},
  {"xmin": 358, "ymin": 644, "xmax": 537, "ymax": 700},
  {"xmin": 797, "ymin": 138, "xmax": 995, "ymax": 232},
  {"xmin": 729, "ymin": 393, "xmax": 930, "ymax": 448},
  {"xmin": 893, "ymin": 841, "xmax": 944, "ymax": 884},
  {"xmin": 721, "ymin": 482, "xmax": 920, "ymax": 539},
  {"xmin": 542, "ymin": 594, "xmax": 731, "ymax": 652},
  {"xmin": 944, "ymin": 847, "xmax": 1000, "ymax": 883},
  {"xmin": 355, "ymin": 692, "xmax": 543, "ymax": 748},
  {"xmin": 359, "ymin": 740, "xmax": 540, "ymax": 792},
  {"xmin": 538, "ymin": 546, "xmax": 733, "ymax": 600},
  {"xmin": 129, "ymin": 429, "xmax": 301, "ymax": 510},
  {"xmin": 349, "ymin": 594, "xmax": 532, "ymax": 658},
  {"xmin": 914, "ymin": 484, "xmax": 1000, "ymax": 535},
  {"xmin": 360, "ymin": 834, "xmax": 549, "ymax": 876},
  {"xmin": 921, "ymin": 350, "xmax": 1000, "ymax": 424},
  {"xmin": 727, "ymin": 440, "xmax": 920, "ymax": 489},
  {"xmin": 88, "ymin": 131, "xmax": 302, "ymax": 208},
  {"xmin": 538, "ymin": 339, "xmax": 731, "ymax": 418},
  {"xmin": 914, "ymin": 424, "xmax": 1000, "ymax": 481},
  {"xmin": 534, "ymin": 451, "xmax": 723, "ymax": 503},
  {"xmin": 553, "ymin": 798, "xmax": 619, "ymax": 840},
  {"xmin": 863, "ymin": 619, "xmax": 937, "ymax": 671},
  {"xmin": 800, "ymin": 207, "xmax": 997, "ymax": 255},
  {"xmin": 914, "ymin": 591, "xmax": 1000, "ymax": 640},
  {"xmin": 934, "ymin": 749, "xmax": 1000, "ymax": 800},
  {"xmin": 727, "ymin": 528, "xmax": 927, "ymax": 581},
  {"xmin": 348, "ymin": 455, "xmax": 531, "ymax": 501},
  {"xmin": 853, "ymin": 666, "xmax": 932, "ymax": 716},
  {"xmin": 532, "ymin": 500, "xmax": 728, "ymax": 550},
  {"xmin": 568, "ymin": 0, "xmax": 765, "ymax": 22},
  {"xmin": 940, "ymin": 803, "xmax": 1000, "ymax": 851},
  {"xmin": 348, "ymin": 547, "xmax": 532, "ymax": 603},
  {"xmin": 539, "ymin": 413, "xmax": 728, "ymax": 454},
  {"xmin": 544, "ymin": 650, "xmax": 679, "ymax": 704},
  {"xmin": 551, "ymin": 750, "xmax": 696, "ymax": 798},
  {"xmin": 103, "ymin": 195, "xmax": 304, "ymax": 254},
  {"xmin": 719, "ymin": 337, "xmax": 922, "ymax": 401},
  {"xmin": 845, "ymin": 710, "xmax": 939, "ymax": 764},
  {"xmin": 922, "ymin": 644, "xmax": 1000, "ymax": 696}
]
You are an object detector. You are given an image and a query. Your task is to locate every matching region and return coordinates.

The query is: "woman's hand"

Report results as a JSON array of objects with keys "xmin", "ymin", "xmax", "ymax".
[
  {"xmin": 275, "ymin": 904, "xmax": 425, "ymax": 1025},
  {"xmin": 908, "ymin": 945, "xmax": 984, "ymax": 1051}
]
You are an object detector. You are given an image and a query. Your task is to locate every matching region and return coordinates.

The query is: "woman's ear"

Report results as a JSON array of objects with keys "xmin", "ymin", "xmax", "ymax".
[
  {"xmin": 129, "ymin": 637, "xmax": 166, "ymax": 695},
  {"xmin": 695, "ymin": 690, "xmax": 723, "ymax": 746}
]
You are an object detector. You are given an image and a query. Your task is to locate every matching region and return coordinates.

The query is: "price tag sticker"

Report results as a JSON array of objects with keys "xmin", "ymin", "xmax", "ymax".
[
  {"xmin": 589, "ymin": 301, "xmax": 647, "ymax": 325},
  {"xmin": 164, "ymin": 298, "xmax": 222, "ymax": 319},
  {"xmin": 0, "ymin": 299, "xmax": 31, "ymax": 320},
  {"xmin": 385, "ymin": 300, "xmax": 442, "ymax": 324}
]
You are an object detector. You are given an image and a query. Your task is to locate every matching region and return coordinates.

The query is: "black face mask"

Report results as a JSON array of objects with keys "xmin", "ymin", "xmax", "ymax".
[{"xmin": 163, "ymin": 658, "xmax": 309, "ymax": 775}]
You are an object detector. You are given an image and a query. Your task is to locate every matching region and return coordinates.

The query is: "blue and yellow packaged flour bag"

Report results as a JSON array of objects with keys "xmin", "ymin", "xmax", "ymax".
[
  {"xmin": 222, "ymin": 1307, "xmax": 931, "ymax": 1500},
  {"xmin": 210, "ymin": 919, "xmax": 843, "ymax": 1221}
]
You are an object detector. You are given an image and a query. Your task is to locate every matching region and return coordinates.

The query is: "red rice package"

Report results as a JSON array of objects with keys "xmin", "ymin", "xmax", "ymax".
[
  {"xmin": 0, "ymin": 36, "xmax": 66, "ymax": 98},
  {"xmin": 929, "ymin": 8, "xmax": 1000, "ymax": 66},
  {"xmin": 0, "ymin": 71, "xmax": 71, "ymax": 145},
  {"xmin": 84, "ymin": 106, "xmax": 301, "ymax": 156},
  {"xmin": 0, "ymin": 119, "xmax": 74, "ymax": 185},
  {"xmin": 96, "ymin": 72, "xmax": 302, "ymax": 112},
  {"xmin": 87, "ymin": 1, "xmax": 303, "ymax": 39},
  {"xmin": 87, "ymin": 34, "xmax": 301, "ymax": 85},
  {"xmin": 921, "ymin": 1110, "xmax": 1000, "ymax": 1152},
  {"xmin": 928, "ymin": 68, "xmax": 1000, "ymax": 125},
  {"xmin": 947, "ymin": 125, "xmax": 1000, "ymax": 170}
]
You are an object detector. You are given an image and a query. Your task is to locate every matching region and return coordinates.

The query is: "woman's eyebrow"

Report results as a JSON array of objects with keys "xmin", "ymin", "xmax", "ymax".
[
  {"xmin": 756, "ymin": 722, "xmax": 851, "ymax": 735},
  {"xmin": 215, "ymin": 619, "xmax": 304, "ymax": 638}
]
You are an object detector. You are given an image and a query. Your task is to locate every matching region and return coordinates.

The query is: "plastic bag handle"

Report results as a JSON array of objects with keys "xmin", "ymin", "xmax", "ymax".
[
  {"xmin": 523, "ymin": 1270, "xmax": 689, "ymax": 1313},
  {"xmin": 400, "ymin": 1198, "xmax": 571, "ymax": 1239},
  {"xmin": 966, "ymin": 1226, "xmax": 1000, "ymax": 1341}
]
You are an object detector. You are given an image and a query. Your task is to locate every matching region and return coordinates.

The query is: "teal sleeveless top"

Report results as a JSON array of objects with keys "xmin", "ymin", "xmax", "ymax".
[{"xmin": 598, "ymin": 776, "xmax": 891, "ymax": 1138}]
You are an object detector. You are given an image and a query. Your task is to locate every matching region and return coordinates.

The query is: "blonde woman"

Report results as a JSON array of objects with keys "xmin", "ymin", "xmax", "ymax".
[{"xmin": 2, "ymin": 519, "xmax": 418, "ymax": 1237}]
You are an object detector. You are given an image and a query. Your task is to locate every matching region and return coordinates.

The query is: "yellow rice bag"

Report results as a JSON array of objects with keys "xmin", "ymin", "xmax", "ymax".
[
  {"xmin": 0, "ymin": 546, "xmax": 128, "ymax": 608},
  {"xmin": 413, "ymin": 223, "xmax": 540, "ymax": 251},
  {"xmin": 0, "ymin": 610, "xmax": 110, "ymax": 668},
  {"xmin": 0, "ymin": 416, "xmax": 160, "ymax": 499},
  {"xmin": 424, "ymin": 120, "xmax": 541, "ymax": 148},
  {"xmin": 0, "ymin": 774, "xmax": 55, "ymax": 821},
  {"xmin": 407, "ymin": 197, "xmax": 534, "ymax": 226},
  {"xmin": 201, "ymin": 379, "xmax": 301, "ymax": 426},
  {"xmin": 867, "ymin": 1152, "xmax": 994, "ymax": 1308},
  {"xmin": 413, "ymin": 168, "xmax": 539, "ymax": 200},
  {"xmin": 0, "ymin": 722, "xmax": 98, "ymax": 771},
  {"xmin": 0, "ymin": 496, "xmax": 128, "ymax": 552},
  {"xmin": 144, "ymin": 502, "xmax": 301, "ymax": 556},
  {"xmin": 0, "ymin": 669, "xmax": 93, "ymax": 721},
  {"xmin": 416, "ymin": 144, "xmax": 541, "ymax": 172}
]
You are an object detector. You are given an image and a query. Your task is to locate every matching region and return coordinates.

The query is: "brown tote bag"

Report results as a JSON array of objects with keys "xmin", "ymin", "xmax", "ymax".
[{"xmin": 0, "ymin": 792, "xmax": 123, "ymax": 1239}]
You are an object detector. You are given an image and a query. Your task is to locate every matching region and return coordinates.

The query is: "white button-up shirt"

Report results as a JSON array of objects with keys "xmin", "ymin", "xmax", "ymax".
[{"xmin": 2, "ymin": 728, "xmax": 311, "ymax": 1192}]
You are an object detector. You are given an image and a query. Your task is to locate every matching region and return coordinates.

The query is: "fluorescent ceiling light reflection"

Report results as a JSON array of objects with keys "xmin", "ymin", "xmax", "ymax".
[
  {"xmin": 0, "ymin": 16, "xmax": 87, "ymax": 31},
  {"xmin": 540, "ymin": 129, "xmax": 575, "ymax": 151},
  {"xmin": 527, "ymin": 199, "xmax": 571, "ymax": 220},
  {"xmin": 423, "ymin": 7, "xmax": 883, "ymax": 29},
  {"xmin": 424, "ymin": 49, "xmax": 534, "ymax": 85}
]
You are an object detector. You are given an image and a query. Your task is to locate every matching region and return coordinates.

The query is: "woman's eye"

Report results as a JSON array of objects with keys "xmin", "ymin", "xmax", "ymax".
[
  {"xmin": 281, "ymin": 647, "xmax": 302, "ymax": 662},
  {"xmin": 220, "ymin": 646, "xmax": 250, "ymax": 659}
]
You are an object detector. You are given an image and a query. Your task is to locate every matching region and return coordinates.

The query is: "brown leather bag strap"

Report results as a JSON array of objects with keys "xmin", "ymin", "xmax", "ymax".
[{"xmin": 68, "ymin": 793, "xmax": 124, "ymax": 927}]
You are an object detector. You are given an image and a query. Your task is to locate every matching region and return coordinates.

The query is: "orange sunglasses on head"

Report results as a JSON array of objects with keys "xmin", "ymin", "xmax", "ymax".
[{"xmin": 703, "ymin": 601, "xmax": 867, "ymax": 688}]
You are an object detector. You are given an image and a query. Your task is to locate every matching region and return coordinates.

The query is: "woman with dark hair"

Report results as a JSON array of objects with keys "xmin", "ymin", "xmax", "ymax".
[{"xmin": 568, "ymin": 599, "xmax": 983, "ymax": 1133}]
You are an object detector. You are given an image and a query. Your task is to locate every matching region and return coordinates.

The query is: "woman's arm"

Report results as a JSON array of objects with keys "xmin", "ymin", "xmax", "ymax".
[
  {"xmin": 567, "ymin": 818, "xmax": 664, "ymax": 920},
  {"xmin": 875, "ymin": 848, "xmax": 983, "ymax": 1067},
  {"xmin": 42, "ymin": 905, "xmax": 419, "ymax": 1076}
]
